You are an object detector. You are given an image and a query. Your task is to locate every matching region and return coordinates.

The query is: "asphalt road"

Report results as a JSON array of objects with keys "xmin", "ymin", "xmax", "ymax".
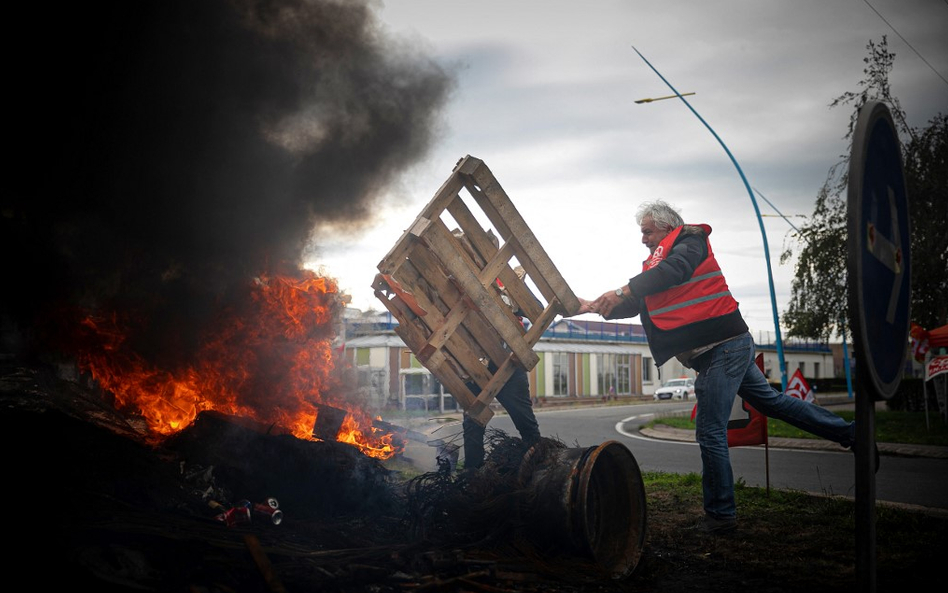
[{"xmin": 405, "ymin": 402, "xmax": 948, "ymax": 513}]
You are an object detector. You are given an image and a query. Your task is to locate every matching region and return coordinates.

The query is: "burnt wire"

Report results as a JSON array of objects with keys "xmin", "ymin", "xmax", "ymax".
[{"xmin": 403, "ymin": 428, "xmax": 569, "ymax": 548}]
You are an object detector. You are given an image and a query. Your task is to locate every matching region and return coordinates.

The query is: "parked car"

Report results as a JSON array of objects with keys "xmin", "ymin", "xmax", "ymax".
[{"xmin": 653, "ymin": 377, "xmax": 696, "ymax": 401}]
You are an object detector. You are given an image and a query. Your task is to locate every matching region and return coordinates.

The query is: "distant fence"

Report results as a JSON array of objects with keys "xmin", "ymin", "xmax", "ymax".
[
  {"xmin": 346, "ymin": 321, "xmax": 832, "ymax": 350},
  {"xmin": 752, "ymin": 330, "xmax": 831, "ymax": 353}
]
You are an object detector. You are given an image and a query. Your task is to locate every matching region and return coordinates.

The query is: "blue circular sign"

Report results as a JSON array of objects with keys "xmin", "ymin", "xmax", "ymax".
[{"xmin": 847, "ymin": 101, "xmax": 911, "ymax": 400}]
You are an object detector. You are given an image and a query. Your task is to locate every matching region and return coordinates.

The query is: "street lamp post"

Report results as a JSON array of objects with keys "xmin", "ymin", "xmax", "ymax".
[{"xmin": 634, "ymin": 92, "xmax": 696, "ymax": 104}]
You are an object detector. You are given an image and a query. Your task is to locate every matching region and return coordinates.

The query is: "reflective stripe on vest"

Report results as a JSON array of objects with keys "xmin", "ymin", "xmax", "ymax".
[{"xmin": 643, "ymin": 225, "xmax": 738, "ymax": 330}]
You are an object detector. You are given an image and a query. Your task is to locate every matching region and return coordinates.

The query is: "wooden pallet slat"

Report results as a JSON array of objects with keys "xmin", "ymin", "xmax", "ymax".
[
  {"xmin": 375, "ymin": 271, "xmax": 493, "ymax": 389},
  {"xmin": 400, "ymin": 246, "xmax": 510, "ymax": 371}
]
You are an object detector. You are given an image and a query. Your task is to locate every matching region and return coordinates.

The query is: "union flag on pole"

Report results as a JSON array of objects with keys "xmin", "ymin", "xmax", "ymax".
[
  {"xmin": 786, "ymin": 368, "xmax": 815, "ymax": 403},
  {"xmin": 691, "ymin": 353, "xmax": 768, "ymax": 447},
  {"xmin": 910, "ymin": 322, "xmax": 930, "ymax": 363}
]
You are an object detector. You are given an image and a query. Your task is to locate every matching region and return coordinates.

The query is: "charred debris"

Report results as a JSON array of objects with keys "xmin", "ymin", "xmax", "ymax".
[{"xmin": 2, "ymin": 362, "xmax": 627, "ymax": 592}]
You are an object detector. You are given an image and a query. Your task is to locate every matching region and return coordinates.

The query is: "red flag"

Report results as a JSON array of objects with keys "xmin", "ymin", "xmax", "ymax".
[
  {"xmin": 926, "ymin": 355, "xmax": 948, "ymax": 381},
  {"xmin": 690, "ymin": 353, "xmax": 768, "ymax": 447},
  {"xmin": 910, "ymin": 322, "xmax": 930, "ymax": 363},
  {"xmin": 786, "ymin": 368, "xmax": 815, "ymax": 403}
]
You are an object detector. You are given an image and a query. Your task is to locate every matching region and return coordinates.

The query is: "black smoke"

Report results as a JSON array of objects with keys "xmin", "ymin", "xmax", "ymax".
[{"xmin": 4, "ymin": 0, "xmax": 454, "ymax": 362}]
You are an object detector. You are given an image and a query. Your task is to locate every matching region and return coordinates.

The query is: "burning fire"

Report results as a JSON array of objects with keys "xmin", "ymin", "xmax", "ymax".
[
  {"xmin": 335, "ymin": 413, "xmax": 401, "ymax": 459},
  {"xmin": 69, "ymin": 269, "xmax": 401, "ymax": 459}
]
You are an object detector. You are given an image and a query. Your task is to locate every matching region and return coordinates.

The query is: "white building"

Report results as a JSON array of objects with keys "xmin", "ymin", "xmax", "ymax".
[{"xmin": 341, "ymin": 309, "xmax": 837, "ymax": 413}]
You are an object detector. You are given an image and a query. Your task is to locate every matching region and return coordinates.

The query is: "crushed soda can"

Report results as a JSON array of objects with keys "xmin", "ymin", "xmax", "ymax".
[
  {"xmin": 209, "ymin": 500, "xmax": 252, "ymax": 527},
  {"xmin": 253, "ymin": 502, "xmax": 284, "ymax": 525},
  {"xmin": 216, "ymin": 505, "xmax": 252, "ymax": 527}
]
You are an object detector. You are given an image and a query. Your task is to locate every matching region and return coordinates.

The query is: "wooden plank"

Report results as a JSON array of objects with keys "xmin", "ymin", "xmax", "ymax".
[
  {"xmin": 372, "ymin": 276, "xmax": 418, "ymax": 325},
  {"xmin": 478, "ymin": 241, "xmax": 515, "ymax": 289},
  {"xmin": 445, "ymin": 195, "xmax": 546, "ymax": 324},
  {"xmin": 459, "ymin": 178, "xmax": 558, "ymax": 308},
  {"xmin": 497, "ymin": 265, "xmax": 544, "ymax": 324},
  {"xmin": 420, "ymin": 299, "xmax": 472, "ymax": 363},
  {"xmin": 401, "ymin": 247, "xmax": 509, "ymax": 371},
  {"xmin": 394, "ymin": 266, "xmax": 490, "ymax": 384},
  {"xmin": 445, "ymin": 196, "xmax": 498, "ymax": 267},
  {"xmin": 244, "ymin": 534, "xmax": 289, "ymax": 593},
  {"xmin": 481, "ymin": 242, "xmax": 546, "ymax": 328},
  {"xmin": 457, "ymin": 157, "xmax": 581, "ymax": 316},
  {"xmin": 524, "ymin": 297, "xmax": 562, "ymax": 344},
  {"xmin": 391, "ymin": 317, "xmax": 469, "ymax": 404},
  {"xmin": 397, "ymin": 326, "xmax": 494, "ymax": 426},
  {"xmin": 420, "ymin": 220, "xmax": 539, "ymax": 368},
  {"xmin": 377, "ymin": 217, "xmax": 432, "ymax": 276},
  {"xmin": 440, "ymin": 220, "xmax": 530, "ymax": 333},
  {"xmin": 416, "ymin": 166, "xmax": 466, "ymax": 221},
  {"xmin": 467, "ymin": 355, "xmax": 517, "ymax": 421},
  {"xmin": 394, "ymin": 324, "xmax": 483, "ymax": 417},
  {"xmin": 376, "ymin": 274, "xmax": 427, "ymax": 318},
  {"xmin": 375, "ymin": 266, "xmax": 493, "ymax": 391}
]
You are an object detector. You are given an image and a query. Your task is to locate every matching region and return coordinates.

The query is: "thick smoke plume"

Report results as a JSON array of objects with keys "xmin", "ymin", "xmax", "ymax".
[{"xmin": 4, "ymin": 0, "xmax": 454, "ymax": 363}]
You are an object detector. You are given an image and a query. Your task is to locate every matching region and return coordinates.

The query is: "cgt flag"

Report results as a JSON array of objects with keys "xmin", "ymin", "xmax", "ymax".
[
  {"xmin": 910, "ymin": 322, "xmax": 931, "ymax": 363},
  {"xmin": 691, "ymin": 353, "xmax": 768, "ymax": 447},
  {"xmin": 926, "ymin": 355, "xmax": 948, "ymax": 381},
  {"xmin": 786, "ymin": 368, "xmax": 815, "ymax": 403}
]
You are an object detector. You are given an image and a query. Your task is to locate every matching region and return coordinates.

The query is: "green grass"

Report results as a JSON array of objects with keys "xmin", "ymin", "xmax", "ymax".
[{"xmin": 647, "ymin": 409, "xmax": 948, "ymax": 446}]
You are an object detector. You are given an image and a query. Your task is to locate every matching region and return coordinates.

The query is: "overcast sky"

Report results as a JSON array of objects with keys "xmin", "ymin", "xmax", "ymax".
[{"xmin": 308, "ymin": 0, "xmax": 947, "ymax": 338}]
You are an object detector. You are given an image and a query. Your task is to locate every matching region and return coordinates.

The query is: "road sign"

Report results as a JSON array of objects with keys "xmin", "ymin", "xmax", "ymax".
[{"xmin": 847, "ymin": 101, "xmax": 911, "ymax": 401}]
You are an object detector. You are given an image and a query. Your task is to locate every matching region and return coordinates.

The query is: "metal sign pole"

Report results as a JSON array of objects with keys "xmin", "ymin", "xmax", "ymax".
[{"xmin": 846, "ymin": 100, "xmax": 912, "ymax": 593}]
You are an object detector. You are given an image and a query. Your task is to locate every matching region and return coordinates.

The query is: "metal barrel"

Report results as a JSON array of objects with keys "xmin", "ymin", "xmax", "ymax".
[{"xmin": 518, "ymin": 440, "xmax": 647, "ymax": 579}]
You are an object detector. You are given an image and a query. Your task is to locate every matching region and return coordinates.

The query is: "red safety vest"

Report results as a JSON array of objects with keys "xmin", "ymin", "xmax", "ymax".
[{"xmin": 642, "ymin": 225, "xmax": 738, "ymax": 330}]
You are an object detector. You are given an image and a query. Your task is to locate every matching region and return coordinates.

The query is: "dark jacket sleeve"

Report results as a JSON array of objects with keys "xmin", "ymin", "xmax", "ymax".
[{"xmin": 606, "ymin": 296, "xmax": 641, "ymax": 319}]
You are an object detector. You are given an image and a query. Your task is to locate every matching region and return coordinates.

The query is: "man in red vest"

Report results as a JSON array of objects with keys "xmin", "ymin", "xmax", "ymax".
[{"xmin": 579, "ymin": 200, "xmax": 859, "ymax": 534}]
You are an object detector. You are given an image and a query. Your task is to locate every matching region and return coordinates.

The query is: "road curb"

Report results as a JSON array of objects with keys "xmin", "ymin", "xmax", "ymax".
[{"xmin": 641, "ymin": 424, "xmax": 948, "ymax": 459}]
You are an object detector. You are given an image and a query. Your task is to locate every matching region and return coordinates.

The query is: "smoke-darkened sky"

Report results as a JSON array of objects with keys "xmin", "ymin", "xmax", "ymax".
[{"xmin": 4, "ymin": 0, "xmax": 455, "ymax": 357}]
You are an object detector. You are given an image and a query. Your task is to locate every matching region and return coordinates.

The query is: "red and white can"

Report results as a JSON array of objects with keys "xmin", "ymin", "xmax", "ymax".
[
  {"xmin": 217, "ymin": 505, "xmax": 252, "ymax": 527},
  {"xmin": 253, "ymin": 502, "xmax": 284, "ymax": 525}
]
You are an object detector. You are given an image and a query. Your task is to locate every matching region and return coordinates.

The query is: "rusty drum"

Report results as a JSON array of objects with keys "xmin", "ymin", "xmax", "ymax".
[{"xmin": 518, "ymin": 440, "xmax": 647, "ymax": 579}]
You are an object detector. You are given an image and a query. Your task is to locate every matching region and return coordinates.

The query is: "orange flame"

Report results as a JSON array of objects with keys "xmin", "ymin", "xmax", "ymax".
[
  {"xmin": 333, "ymin": 413, "xmax": 398, "ymax": 459},
  {"xmin": 71, "ymin": 270, "xmax": 402, "ymax": 459}
]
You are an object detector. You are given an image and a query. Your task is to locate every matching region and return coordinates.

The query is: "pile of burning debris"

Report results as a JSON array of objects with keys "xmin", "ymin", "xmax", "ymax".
[{"xmin": 3, "ymin": 362, "xmax": 633, "ymax": 593}]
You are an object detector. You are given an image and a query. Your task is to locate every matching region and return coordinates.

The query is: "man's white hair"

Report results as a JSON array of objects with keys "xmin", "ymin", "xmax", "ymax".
[{"xmin": 635, "ymin": 200, "xmax": 683, "ymax": 231}]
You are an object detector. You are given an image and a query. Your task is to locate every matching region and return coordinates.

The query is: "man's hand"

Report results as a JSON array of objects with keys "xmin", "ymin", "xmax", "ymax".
[
  {"xmin": 576, "ymin": 297, "xmax": 597, "ymax": 315},
  {"xmin": 592, "ymin": 289, "xmax": 624, "ymax": 318}
]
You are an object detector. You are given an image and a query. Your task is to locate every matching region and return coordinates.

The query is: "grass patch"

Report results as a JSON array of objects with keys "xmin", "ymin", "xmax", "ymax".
[
  {"xmin": 639, "ymin": 470, "xmax": 948, "ymax": 592},
  {"xmin": 647, "ymin": 408, "xmax": 948, "ymax": 446}
]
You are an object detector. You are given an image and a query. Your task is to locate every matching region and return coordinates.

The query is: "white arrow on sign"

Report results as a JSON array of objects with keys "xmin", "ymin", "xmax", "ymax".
[{"xmin": 865, "ymin": 185, "xmax": 903, "ymax": 324}]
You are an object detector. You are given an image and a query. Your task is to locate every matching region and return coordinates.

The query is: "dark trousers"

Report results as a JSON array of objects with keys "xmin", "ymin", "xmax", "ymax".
[{"xmin": 462, "ymin": 365, "xmax": 540, "ymax": 469}]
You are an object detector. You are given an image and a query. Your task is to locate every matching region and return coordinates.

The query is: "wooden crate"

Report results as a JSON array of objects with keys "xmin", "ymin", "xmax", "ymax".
[{"xmin": 373, "ymin": 155, "xmax": 581, "ymax": 426}]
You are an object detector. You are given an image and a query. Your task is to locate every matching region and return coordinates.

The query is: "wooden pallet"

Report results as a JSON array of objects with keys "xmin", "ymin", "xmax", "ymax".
[{"xmin": 373, "ymin": 155, "xmax": 581, "ymax": 426}]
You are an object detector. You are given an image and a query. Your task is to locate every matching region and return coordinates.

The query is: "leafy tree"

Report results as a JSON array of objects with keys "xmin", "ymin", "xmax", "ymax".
[
  {"xmin": 782, "ymin": 36, "xmax": 947, "ymax": 340},
  {"xmin": 902, "ymin": 113, "xmax": 948, "ymax": 330}
]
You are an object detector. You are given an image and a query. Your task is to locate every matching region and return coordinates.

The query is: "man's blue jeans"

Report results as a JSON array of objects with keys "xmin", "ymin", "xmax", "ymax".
[{"xmin": 691, "ymin": 332, "xmax": 855, "ymax": 520}]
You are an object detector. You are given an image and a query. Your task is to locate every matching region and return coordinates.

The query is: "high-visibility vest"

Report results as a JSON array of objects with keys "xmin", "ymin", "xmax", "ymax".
[{"xmin": 642, "ymin": 225, "xmax": 738, "ymax": 330}]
